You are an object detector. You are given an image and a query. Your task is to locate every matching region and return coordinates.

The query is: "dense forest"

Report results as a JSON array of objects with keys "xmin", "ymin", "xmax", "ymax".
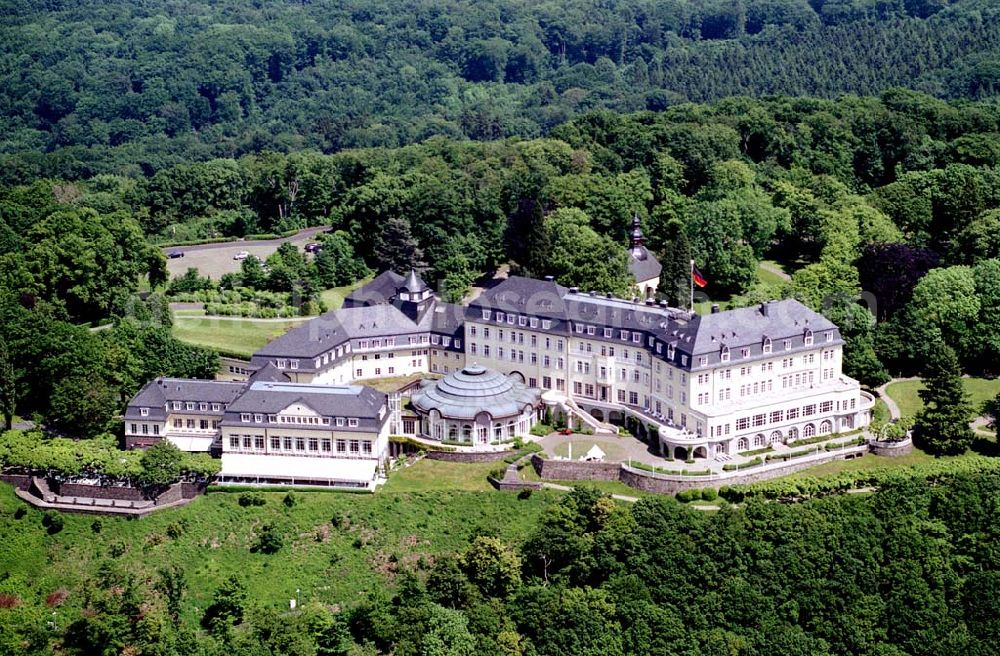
[
  {"xmin": 2, "ymin": 0, "xmax": 1000, "ymax": 180},
  {"xmin": 4, "ymin": 92, "xmax": 999, "ymax": 424},
  {"xmin": 2, "ymin": 477, "xmax": 999, "ymax": 655}
]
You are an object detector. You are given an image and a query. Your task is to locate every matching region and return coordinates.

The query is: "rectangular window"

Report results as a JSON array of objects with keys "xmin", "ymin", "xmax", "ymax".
[
  {"xmin": 254, "ymin": 413, "xmax": 263, "ymax": 423},
  {"xmin": 737, "ymin": 418, "xmax": 750, "ymax": 431},
  {"xmin": 770, "ymin": 410, "xmax": 783, "ymax": 424},
  {"xmin": 336, "ymin": 439, "xmax": 346, "ymax": 452},
  {"xmin": 295, "ymin": 438, "xmax": 306, "ymax": 451},
  {"xmin": 349, "ymin": 440, "xmax": 360, "ymax": 453},
  {"xmin": 271, "ymin": 437, "xmax": 281, "ymax": 450},
  {"xmin": 172, "ymin": 401, "xmax": 181, "ymax": 410},
  {"xmin": 820, "ymin": 400, "xmax": 833, "ymax": 413},
  {"xmin": 242, "ymin": 436, "xmax": 252, "ymax": 449},
  {"xmin": 348, "ymin": 418, "xmax": 359, "ymax": 427},
  {"xmin": 363, "ymin": 441, "xmax": 372, "ymax": 454},
  {"xmin": 753, "ymin": 414, "xmax": 767, "ymax": 427},
  {"xmin": 283, "ymin": 437, "xmax": 293, "ymax": 450},
  {"xmin": 308, "ymin": 438, "xmax": 319, "ymax": 451},
  {"xmin": 140, "ymin": 407, "xmax": 149, "ymax": 417},
  {"xmin": 229, "ymin": 436, "xmax": 239, "ymax": 448},
  {"xmin": 787, "ymin": 408, "xmax": 799, "ymax": 420},
  {"xmin": 803, "ymin": 404, "xmax": 816, "ymax": 416}
]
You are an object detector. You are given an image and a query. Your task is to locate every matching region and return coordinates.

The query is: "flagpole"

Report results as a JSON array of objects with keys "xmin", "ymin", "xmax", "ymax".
[{"xmin": 690, "ymin": 259, "xmax": 695, "ymax": 312}]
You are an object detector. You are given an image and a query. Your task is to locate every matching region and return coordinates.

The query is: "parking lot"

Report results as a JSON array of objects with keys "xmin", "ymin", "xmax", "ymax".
[{"xmin": 163, "ymin": 226, "xmax": 328, "ymax": 279}]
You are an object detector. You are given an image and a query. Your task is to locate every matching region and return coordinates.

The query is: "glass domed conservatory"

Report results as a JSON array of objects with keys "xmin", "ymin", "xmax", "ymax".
[{"xmin": 410, "ymin": 365, "xmax": 543, "ymax": 446}]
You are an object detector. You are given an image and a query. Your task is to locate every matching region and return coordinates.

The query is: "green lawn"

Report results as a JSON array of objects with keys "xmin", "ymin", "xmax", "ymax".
[
  {"xmin": 757, "ymin": 260, "xmax": 790, "ymax": 286},
  {"xmin": 886, "ymin": 377, "xmax": 1000, "ymax": 419},
  {"xmin": 320, "ymin": 278, "xmax": 370, "ymax": 310},
  {"xmin": 172, "ymin": 317, "xmax": 305, "ymax": 357},
  {"xmin": 0, "ymin": 481, "xmax": 554, "ymax": 633},
  {"xmin": 382, "ymin": 458, "xmax": 500, "ymax": 493}
]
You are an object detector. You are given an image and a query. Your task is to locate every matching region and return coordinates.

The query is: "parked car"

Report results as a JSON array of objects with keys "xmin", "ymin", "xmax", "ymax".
[
  {"xmin": 233, "ymin": 250, "xmax": 250, "ymax": 260},
  {"xmin": 166, "ymin": 250, "xmax": 184, "ymax": 259},
  {"xmin": 304, "ymin": 242, "xmax": 322, "ymax": 253}
]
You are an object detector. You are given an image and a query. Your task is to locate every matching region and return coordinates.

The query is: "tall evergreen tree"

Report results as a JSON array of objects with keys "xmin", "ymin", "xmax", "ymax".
[
  {"xmin": 913, "ymin": 341, "xmax": 974, "ymax": 456},
  {"xmin": 523, "ymin": 200, "xmax": 551, "ymax": 278},
  {"xmin": 0, "ymin": 338, "xmax": 17, "ymax": 431},
  {"xmin": 376, "ymin": 216, "xmax": 423, "ymax": 273},
  {"xmin": 657, "ymin": 219, "xmax": 691, "ymax": 308}
]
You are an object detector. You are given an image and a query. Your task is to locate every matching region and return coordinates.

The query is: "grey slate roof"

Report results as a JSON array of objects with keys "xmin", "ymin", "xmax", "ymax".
[
  {"xmin": 125, "ymin": 378, "xmax": 246, "ymax": 421},
  {"xmin": 343, "ymin": 270, "xmax": 404, "ymax": 308},
  {"xmin": 248, "ymin": 362, "xmax": 291, "ymax": 383},
  {"xmin": 410, "ymin": 365, "xmax": 541, "ymax": 420},
  {"xmin": 628, "ymin": 245, "xmax": 662, "ymax": 283},
  {"xmin": 401, "ymin": 269, "xmax": 428, "ymax": 293},
  {"xmin": 222, "ymin": 381, "xmax": 388, "ymax": 431}
]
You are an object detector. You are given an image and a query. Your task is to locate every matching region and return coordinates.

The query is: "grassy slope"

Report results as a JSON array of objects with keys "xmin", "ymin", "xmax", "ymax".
[
  {"xmin": 170, "ymin": 279, "xmax": 368, "ymax": 357},
  {"xmin": 172, "ymin": 318, "xmax": 304, "ymax": 357},
  {"xmin": 0, "ymin": 472, "xmax": 555, "ymax": 631},
  {"xmin": 694, "ymin": 261, "xmax": 789, "ymax": 315},
  {"xmin": 886, "ymin": 378, "xmax": 1000, "ymax": 418}
]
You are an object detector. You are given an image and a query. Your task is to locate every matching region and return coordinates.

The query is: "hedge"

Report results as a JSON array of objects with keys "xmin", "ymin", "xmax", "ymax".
[
  {"xmin": 722, "ymin": 456, "xmax": 763, "ymax": 471},
  {"xmin": 718, "ymin": 455, "xmax": 1000, "ymax": 503}
]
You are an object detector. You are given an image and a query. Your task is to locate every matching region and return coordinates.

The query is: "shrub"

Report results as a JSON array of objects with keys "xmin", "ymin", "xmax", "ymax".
[
  {"xmin": 0, "ymin": 594, "xmax": 20, "ymax": 608},
  {"xmin": 166, "ymin": 520, "xmax": 187, "ymax": 539},
  {"xmin": 282, "ymin": 491, "xmax": 297, "ymax": 508},
  {"xmin": 238, "ymin": 492, "xmax": 266, "ymax": 507},
  {"xmin": 517, "ymin": 488, "xmax": 533, "ymax": 500},
  {"xmin": 45, "ymin": 589, "xmax": 69, "ymax": 607},
  {"xmin": 41, "ymin": 510, "xmax": 64, "ymax": 535},
  {"xmin": 253, "ymin": 522, "xmax": 284, "ymax": 554},
  {"xmin": 675, "ymin": 489, "xmax": 699, "ymax": 503},
  {"xmin": 701, "ymin": 487, "xmax": 718, "ymax": 501},
  {"xmin": 90, "ymin": 520, "xmax": 102, "ymax": 533},
  {"xmin": 13, "ymin": 506, "xmax": 26, "ymax": 519}
]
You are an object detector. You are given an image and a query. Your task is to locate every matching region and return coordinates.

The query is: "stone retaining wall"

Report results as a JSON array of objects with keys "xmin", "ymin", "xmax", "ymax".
[
  {"xmin": 426, "ymin": 450, "xmax": 512, "ymax": 463},
  {"xmin": 0, "ymin": 474, "xmax": 30, "ymax": 490},
  {"xmin": 532, "ymin": 445, "xmax": 871, "ymax": 493},
  {"xmin": 530, "ymin": 456, "xmax": 620, "ymax": 481},
  {"xmin": 869, "ymin": 439, "xmax": 914, "ymax": 457},
  {"xmin": 55, "ymin": 481, "xmax": 148, "ymax": 501}
]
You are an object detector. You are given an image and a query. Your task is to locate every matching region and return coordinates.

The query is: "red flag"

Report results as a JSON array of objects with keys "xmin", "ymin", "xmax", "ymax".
[{"xmin": 692, "ymin": 264, "xmax": 708, "ymax": 288}]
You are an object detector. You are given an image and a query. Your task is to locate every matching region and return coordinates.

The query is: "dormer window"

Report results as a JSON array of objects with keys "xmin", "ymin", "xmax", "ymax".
[
  {"xmin": 541, "ymin": 320, "xmax": 551, "ymax": 329},
  {"xmin": 741, "ymin": 348, "xmax": 751, "ymax": 358},
  {"xmin": 575, "ymin": 324, "xmax": 584, "ymax": 334},
  {"xmin": 587, "ymin": 326, "xmax": 595, "ymax": 335},
  {"xmin": 762, "ymin": 337, "xmax": 772, "ymax": 354},
  {"xmin": 496, "ymin": 312, "xmax": 504, "ymax": 322},
  {"xmin": 186, "ymin": 402, "xmax": 195, "ymax": 411},
  {"xmin": 604, "ymin": 328, "xmax": 612, "ymax": 338},
  {"xmin": 519, "ymin": 316, "xmax": 526, "ymax": 326},
  {"xmin": 212, "ymin": 403, "xmax": 221, "ymax": 412},
  {"xmin": 784, "ymin": 339, "xmax": 792, "ymax": 351},
  {"xmin": 241, "ymin": 413, "xmax": 251, "ymax": 422},
  {"xmin": 804, "ymin": 329, "xmax": 814, "ymax": 346},
  {"xmin": 254, "ymin": 414, "xmax": 263, "ymax": 423},
  {"xmin": 277, "ymin": 359, "xmax": 287, "ymax": 369},
  {"xmin": 826, "ymin": 331, "xmax": 834, "ymax": 342},
  {"xmin": 348, "ymin": 418, "xmax": 359, "ymax": 427},
  {"xmin": 720, "ymin": 346, "xmax": 730, "ymax": 362},
  {"xmin": 140, "ymin": 407, "xmax": 149, "ymax": 417},
  {"xmin": 668, "ymin": 345, "xmax": 676, "ymax": 359},
  {"xmin": 507, "ymin": 315, "xmax": 514, "ymax": 325},
  {"xmin": 172, "ymin": 401, "xmax": 181, "ymax": 410},
  {"xmin": 482, "ymin": 310, "xmax": 491, "ymax": 320}
]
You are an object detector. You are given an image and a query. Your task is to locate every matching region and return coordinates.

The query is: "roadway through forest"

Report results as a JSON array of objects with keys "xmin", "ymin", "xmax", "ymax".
[{"xmin": 161, "ymin": 226, "xmax": 330, "ymax": 279}]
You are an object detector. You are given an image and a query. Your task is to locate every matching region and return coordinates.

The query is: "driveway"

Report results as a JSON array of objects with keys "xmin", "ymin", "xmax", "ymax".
[{"xmin": 163, "ymin": 226, "xmax": 329, "ymax": 280}]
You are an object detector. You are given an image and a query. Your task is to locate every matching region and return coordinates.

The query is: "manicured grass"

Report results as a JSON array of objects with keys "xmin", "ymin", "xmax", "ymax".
[
  {"xmin": 172, "ymin": 317, "xmax": 305, "ymax": 357},
  {"xmin": 886, "ymin": 377, "xmax": 1000, "ymax": 419},
  {"xmin": 320, "ymin": 278, "xmax": 370, "ymax": 310},
  {"xmin": 873, "ymin": 398, "xmax": 890, "ymax": 424},
  {"xmin": 382, "ymin": 458, "xmax": 500, "ymax": 493},
  {"xmin": 783, "ymin": 447, "xmax": 947, "ymax": 480},
  {"xmin": 0, "ymin": 481, "xmax": 554, "ymax": 633},
  {"xmin": 354, "ymin": 373, "xmax": 437, "ymax": 393},
  {"xmin": 757, "ymin": 260, "xmax": 790, "ymax": 286}
]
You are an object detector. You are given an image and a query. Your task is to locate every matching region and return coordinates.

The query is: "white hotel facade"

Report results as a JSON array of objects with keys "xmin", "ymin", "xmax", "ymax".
[{"xmin": 126, "ymin": 268, "xmax": 873, "ymax": 479}]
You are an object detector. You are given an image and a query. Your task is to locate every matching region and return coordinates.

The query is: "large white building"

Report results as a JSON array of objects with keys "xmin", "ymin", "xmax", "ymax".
[{"xmin": 125, "ymin": 267, "xmax": 873, "ymax": 482}]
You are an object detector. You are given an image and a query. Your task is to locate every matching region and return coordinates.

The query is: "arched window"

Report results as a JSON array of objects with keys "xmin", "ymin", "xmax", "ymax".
[
  {"xmin": 769, "ymin": 430, "xmax": 782, "ymax": 443},
  {"xmin": 754, "ymin": 433, "xmax": 766, "ymax": 447},
  {"xmin": 737, "ymin": 437, "xmax": 749, "ymax": 451},
  {"xmin": 804, "ymin": 329, "xmax": 814, "ymax": 346},
  {"xmin": 787, "ymin": 427, "xmax": 799, "ymax": 442},
  {"xmin": 720, "ymin": 345, "xmax": 730, "ymax": 362},
  {"xmin": 462, "ymin": 424, "xmax": 472, "ymax": 442},
  {"xmin": 762, "ymin": 337, "xmax": 772, "ymax": 354},
  {"xmin": 507, "ymin": 420, "xmax": 516, "ymax": 438},
  {"xmin": 494, "ymin": 423, "xmax": 503, "ymax": 441},
  {"xmin": 803, "ymin": 423, "xmax": 816, "ymax": 438},
  {"xmin": 819, "ymin": 420, "xmax": 832, "ymax": 435},
  {"xmin": 448, "ymin": 425, "xmax": 458, "ymax": 441}
]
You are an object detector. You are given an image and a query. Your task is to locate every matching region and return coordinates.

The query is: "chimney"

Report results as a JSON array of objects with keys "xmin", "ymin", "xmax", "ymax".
[
  {"xmin": 658, "ymin": 300, "xmax": 668, "ymax": 308},
  {"xmin": 760, "ymin": 301, "xmax": 770, "ymax": 317},
  {"xmin": 568, "ymin": 287, "xmax": 578, "ymax": 294},
  {"xmin": 589, "ymin": 290, "xmax": 597, "ymax": 297},
  {"xmin": 645, "ymin": 299, "xmax": 655, "ymax": 306},
  {"xmin": 606, "ymin": 292, "xmax": 614, "ymax": 299},
  {"xmin": 544, "ymin": 275, "xmax": 554, "ymax": 282},
  {"xmin": 711, "ymin": 304, "xmax": 720, "ymax": 314}
]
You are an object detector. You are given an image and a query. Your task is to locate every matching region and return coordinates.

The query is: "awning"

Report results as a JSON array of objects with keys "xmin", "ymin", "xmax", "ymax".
[
  {"xmin": 167, "ymin": 435, "xmax": 216, "ymax": 452},
  {"xmin": 220, "ymin": 453, "xmax": 377, "ymax": 484}
]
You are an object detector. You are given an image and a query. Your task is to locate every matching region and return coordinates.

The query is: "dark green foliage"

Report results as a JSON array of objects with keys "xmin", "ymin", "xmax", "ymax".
[
  {"xmin": 914, "ymin": 342, "xmax": 975, "ymax": 455},
  {"xmin": 238, "ymin": 492, "xmax": 266, "ymax": 508},
  {"xmin": 201, "ymin": 575, "xmax": 248, "ymax": 633},
  {"xmin": 253, "ymin": 522, "xmax": 285, "ymax": 554},
  {"xmin": 283, "ymin": 491, "xmax": 298, "ymax": 508},
  {"xmin": 137, "ymin": 440, "xmax": 184, "ymax": 489},
  {"xmin": 41, "ymin": 510, "xmax": 63, "ymax": 535}
]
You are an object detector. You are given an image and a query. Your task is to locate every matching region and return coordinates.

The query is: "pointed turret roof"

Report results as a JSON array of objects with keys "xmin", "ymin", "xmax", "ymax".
[
  {"xmin": 402, "ymin": 269, "xmax": 428, "ymax": 293},
  {"xmin": 630, "ymin": 212, "xmax": 644, "ymax": 247}
]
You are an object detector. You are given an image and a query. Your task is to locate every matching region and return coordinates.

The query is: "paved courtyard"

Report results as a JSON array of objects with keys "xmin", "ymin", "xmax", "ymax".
[{"xmin": 535, "ymin": 432, "xmax": 667, "ymax": 466}]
